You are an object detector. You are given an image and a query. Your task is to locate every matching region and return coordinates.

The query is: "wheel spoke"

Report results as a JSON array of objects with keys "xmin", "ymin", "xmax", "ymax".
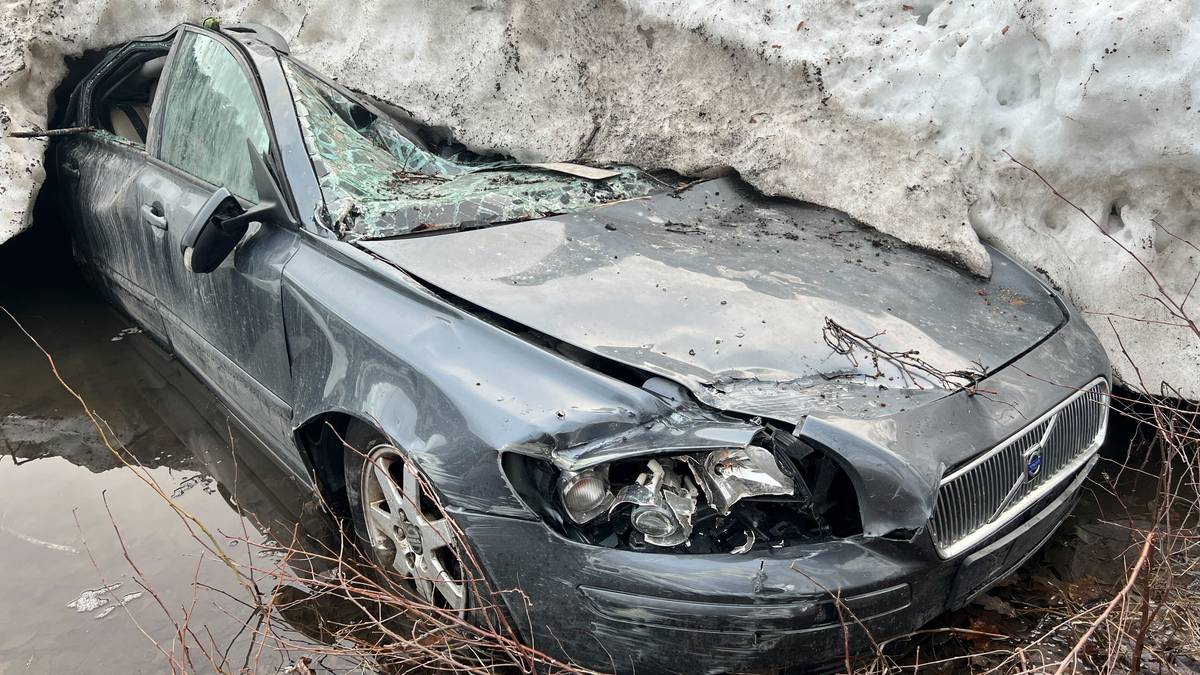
[
  {"xmin": 373, "ymin": 462, "xmax": 407, "ymax": 516},
  {"xmin": 420, "ymin": 516, "xmax": 456, "ymax": 549},
  {"xmin": 401, "ymin": 463, "xmax": 421, "ymax": 505},
  {"xmin": 410, "ymin": 554, "xmax": 437, "ymax": 603},
  {"xmin": 429, "ymin": 556, "xmax": 468, "ymax": 610},
  {"xmin": 414, "ymin": 576, "xmax": 436, "ymax": 604},
  {"xmin": 366, "ymin": 501, "xmax": 398, "ymax": 536}
]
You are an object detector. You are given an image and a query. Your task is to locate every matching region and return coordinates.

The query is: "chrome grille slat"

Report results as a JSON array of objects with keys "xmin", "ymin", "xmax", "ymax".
[{"xmin": 930, "ymin": 379, "xmax": 1109, "ymax": 558}]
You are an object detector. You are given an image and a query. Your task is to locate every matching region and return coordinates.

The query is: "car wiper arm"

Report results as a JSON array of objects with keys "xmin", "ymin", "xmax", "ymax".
[
  {"xmin": 7, "ymin": 125, "xmax": 95, "ymax": 139},
  {"xmin": 364, "ymin": 214, "xmax": 563, "ymax": 241}
]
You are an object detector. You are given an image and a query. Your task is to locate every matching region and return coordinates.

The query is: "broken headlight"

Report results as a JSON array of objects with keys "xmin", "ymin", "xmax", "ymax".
[
  {"xmin": 506, "ymin": 432, "xmax": 862, "ymax": 554},
  {"xmin": 558, "ymin": 467, "xmax": 614, "ymax": 523}
]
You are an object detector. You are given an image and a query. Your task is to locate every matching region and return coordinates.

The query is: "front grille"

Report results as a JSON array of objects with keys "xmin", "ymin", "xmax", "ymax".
[{"xmin": 929, "ymin": 379, "xmax": 1109, "ymax": 557}]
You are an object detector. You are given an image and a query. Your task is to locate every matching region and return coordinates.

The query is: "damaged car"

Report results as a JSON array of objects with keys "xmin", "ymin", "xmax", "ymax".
[{"xmin": 51, "ymin": 22, "xmax": 1111, "ymax": 673}]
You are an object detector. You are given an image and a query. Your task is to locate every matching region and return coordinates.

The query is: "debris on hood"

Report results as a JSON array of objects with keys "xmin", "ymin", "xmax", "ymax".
[
  {"xmin": 284, "ymin": 61, "xmax": 658, "ymax": 239},
  {"xmin": 519, "ymin": 162, "xmax": 621, "ymax": 181},
  {"xmin": 362, "ymin": 178, "xmax": 1066, "ymax": 422}
]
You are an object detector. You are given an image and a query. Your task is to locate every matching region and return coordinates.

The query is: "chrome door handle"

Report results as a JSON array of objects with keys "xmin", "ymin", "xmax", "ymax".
[{"xmin": 141, "ymin": 203, "xmax": 167, "ymax": 230}]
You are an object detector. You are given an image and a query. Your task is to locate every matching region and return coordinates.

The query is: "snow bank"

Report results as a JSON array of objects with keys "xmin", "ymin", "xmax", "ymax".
[{"xmin": 2, "ymin": 0, "xmax": 1197, "ymax": 395}]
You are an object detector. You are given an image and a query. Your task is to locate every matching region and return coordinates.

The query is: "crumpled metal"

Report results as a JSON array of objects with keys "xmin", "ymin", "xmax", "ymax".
[
  {"xmin": 610, "ymin": 459, "xmax": 698, "ymax": 547},
  {"xmin": 730, "ymin": 529, "xmax": 756, "ymax": 555},
  {"xmin": 685, "ymin": 445, "xmax": 795, "ymax": 515}
]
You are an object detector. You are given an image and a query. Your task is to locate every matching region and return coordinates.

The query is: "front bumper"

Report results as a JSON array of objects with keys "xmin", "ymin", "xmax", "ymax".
[
  {"xmin": 460, "ymin": 303, "xmax": 1109, "ymax": 673},
  {"xmin": 458, "ymin": 456, "xmax": 1092, "ymax": 673}
]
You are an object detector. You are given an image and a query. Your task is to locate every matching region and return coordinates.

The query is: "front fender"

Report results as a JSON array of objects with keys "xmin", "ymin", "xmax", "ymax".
[{"xmin": 281, "ymin": 235, "xmax": 667, "ymax": 516}]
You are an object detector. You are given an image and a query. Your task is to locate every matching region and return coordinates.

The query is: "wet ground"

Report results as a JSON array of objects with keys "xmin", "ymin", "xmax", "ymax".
[
  {"xmin": 0, "ymin": 224, "xmax": 354, "ymax": 673},
  {"xmin": 0, "ymin": 220, "xmax": 1181, "ymax": 673}
]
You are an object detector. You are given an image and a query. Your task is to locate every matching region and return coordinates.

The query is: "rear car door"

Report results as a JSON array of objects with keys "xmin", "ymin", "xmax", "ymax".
[
  {"xmin": 135, "ymin": 27, "xmax": 301, "ymax": 466},
  {"xmin": 57, "ymin": 35, "xmax": 176, "ymax": 341}
]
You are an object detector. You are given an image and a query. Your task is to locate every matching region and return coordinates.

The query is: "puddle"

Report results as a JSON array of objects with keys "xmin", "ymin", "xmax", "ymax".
[{"xmin": 0, "ymin": 226, "xmax": 350, "ymax": 672}]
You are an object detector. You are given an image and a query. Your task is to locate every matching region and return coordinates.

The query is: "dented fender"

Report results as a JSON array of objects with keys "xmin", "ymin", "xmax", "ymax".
[
  {"xmin": 281, "ymin": 233, "xmax": 673, "ymax": 516},
  {"xmin": 797, "ymin": 415, "xmax": 938, "ymax": 538}
]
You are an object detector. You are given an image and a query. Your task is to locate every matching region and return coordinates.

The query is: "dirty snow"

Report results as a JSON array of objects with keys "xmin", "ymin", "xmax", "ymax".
[
  {"xmin": 66, "ymin": 583, "xmax": 142, "ymax": 618},
  {"xmin": 66, "ymin": 584, "xmax": 144, "ymax": 619},
  {"xmin": 1, "ymin": 1, "xmax": 1197, "ymax": 395}
]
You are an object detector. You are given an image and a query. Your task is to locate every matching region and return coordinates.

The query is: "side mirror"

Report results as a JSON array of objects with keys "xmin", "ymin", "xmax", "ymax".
[{"xmin": 180, "ymin": 142, "xmax": 290, "ymax": 273}]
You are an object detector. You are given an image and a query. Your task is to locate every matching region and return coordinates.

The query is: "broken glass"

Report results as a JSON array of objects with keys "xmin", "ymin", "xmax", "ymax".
[{"xmin": 283, "ymin": 60, "xmax": 659, "ymax": 239}]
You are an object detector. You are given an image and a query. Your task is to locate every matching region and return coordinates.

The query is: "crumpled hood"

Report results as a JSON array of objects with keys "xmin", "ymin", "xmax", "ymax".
[{"xmin": 361, "ymin": 178, "xmax": 1064, "ymax": 424}]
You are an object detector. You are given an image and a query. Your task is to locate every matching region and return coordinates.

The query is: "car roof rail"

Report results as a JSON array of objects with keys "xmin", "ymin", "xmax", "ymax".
[{"xmin": 223, "ymin": 22, "xmax": 290, "ymax": 54}]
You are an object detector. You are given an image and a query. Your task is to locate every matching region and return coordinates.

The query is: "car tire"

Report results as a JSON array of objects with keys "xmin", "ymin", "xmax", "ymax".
[{"xmin": 343, "ymin": 423, "xmax": 471, "ymax": 612}]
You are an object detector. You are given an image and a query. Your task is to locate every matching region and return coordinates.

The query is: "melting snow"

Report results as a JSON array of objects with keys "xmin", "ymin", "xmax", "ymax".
[{"xmin": 1, "ymin": 0, "xmax": 1196, "ymax": 393}]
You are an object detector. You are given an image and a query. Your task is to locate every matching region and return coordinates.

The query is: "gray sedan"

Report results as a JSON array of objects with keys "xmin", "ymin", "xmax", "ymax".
[{"xmin": 52, "ymin": 21, "xmax": 1110, "ymax": 673}]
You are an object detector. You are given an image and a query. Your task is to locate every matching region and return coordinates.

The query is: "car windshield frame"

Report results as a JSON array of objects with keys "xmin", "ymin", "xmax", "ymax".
[{"xmin": 281, "ymin": 58, "xmax": 662, "ymax": 241}]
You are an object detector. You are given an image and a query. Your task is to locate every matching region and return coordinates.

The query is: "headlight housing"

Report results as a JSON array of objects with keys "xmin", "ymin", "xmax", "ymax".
[
  {"xmin": 558, "ymin": 467, "xmax": 613, "ymax": 523},
  {"xmin": 504, "ymin": 431, "xmax": 862, "ymax": 554}
]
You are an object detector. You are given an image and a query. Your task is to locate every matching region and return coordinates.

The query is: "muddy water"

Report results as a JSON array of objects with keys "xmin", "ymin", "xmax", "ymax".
[{"xmin": 0, "ymin": 225, "xmax": 342, "ymax": 673}]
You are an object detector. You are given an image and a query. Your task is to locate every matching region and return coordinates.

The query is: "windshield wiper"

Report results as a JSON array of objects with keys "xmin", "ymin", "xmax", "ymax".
[{"xmin": 363, "ymin": 214, "xmax": 563, "ymax": 241}]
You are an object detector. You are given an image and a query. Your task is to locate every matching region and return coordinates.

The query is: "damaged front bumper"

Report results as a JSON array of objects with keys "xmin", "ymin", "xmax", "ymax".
[
  {"xmin": 467, "ymin": 306, "xmax": 1110, "ymax": 672},
  {"xmin": 459, "ymin": 455, "xmax": 1092, "ymax": 673}
]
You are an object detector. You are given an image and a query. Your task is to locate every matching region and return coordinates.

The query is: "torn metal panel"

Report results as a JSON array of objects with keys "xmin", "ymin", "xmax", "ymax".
[
  {"xmin": 797, "ymin": 414, "xmax": 938, "ymax": 538},
  {"xmin": 284, "ymin": 61, "xmax": 657, "ymax": 238},
  {"xmin": 730, "ymin": 530, "xmax": 755, "ymax": 554},
  {"xmin": 518, "ymin": 406, "xmax": 759, "ymax": 471}
]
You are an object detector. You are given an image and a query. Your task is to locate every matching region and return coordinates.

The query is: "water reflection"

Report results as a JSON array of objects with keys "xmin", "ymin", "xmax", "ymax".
[{"xmin": 0, "ymin": 226, "xmax": 348, "ymax": 672}]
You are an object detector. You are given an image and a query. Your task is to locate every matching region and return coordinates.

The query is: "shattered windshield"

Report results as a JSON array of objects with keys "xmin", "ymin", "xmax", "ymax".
[{"xmin": 284, "ymin": 61, "xmax": 659, "ymax": 240}]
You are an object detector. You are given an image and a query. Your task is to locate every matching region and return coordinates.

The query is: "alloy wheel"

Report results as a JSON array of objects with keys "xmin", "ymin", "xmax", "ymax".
[{"xmin": 359, "ymin": 443, "xmax": 468, "ymax": 611}]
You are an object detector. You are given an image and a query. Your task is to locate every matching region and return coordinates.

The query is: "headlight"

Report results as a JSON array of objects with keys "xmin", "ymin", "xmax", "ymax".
[
  {"xmin": 504, "ymin": 432, "xmax": 862, "ymax": 555},
  {"xmin": 607, "ymin": 457, "xmax": 701, "ymax": 546},
  {"xmin": 684, "ymin": 445, "xmax": 795, "ymax": 515},
  {"xmin": 558, "ymin": 467, "xmax": 613, "ymax": 523}
]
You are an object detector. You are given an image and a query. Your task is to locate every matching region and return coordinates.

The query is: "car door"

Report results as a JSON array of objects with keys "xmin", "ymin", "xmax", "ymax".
[
  {"xmin": 134, "ymin": 27, "xmax": 301, "ymax": 467},
  {"xmin": 58, "ymin": 37, "xmax": 175, "ymax": 342}
]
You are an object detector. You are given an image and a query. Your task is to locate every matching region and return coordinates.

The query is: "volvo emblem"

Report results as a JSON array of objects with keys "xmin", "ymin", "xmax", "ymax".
[{"xmin": 1024, "ymin": 447, "xmax": 1043, "ymax": 480}]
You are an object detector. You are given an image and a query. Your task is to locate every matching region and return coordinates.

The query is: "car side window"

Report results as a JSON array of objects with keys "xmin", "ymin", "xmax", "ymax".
[
  {"xmin": 158, "ymin": 31, "xmax": 269, "ymax": 201},
  {"xmin": 84, "ymin": 46, "xmax": 170, "ymax": 148}
]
